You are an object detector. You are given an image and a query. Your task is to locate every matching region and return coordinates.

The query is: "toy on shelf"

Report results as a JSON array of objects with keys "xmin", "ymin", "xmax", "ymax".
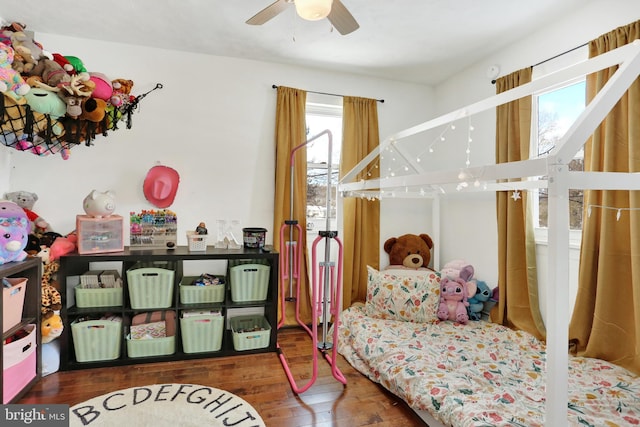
[
  {"xmin": 83, "ymin": 190, "xmax": 116, "ymax": 218},
  {"xmin": 4, "ymin": 190, "xmax": 53, "ymax": 237},
  {"xmin": 0, "ymin": 200, "xmax": 29, "ymax": 265},
  {"xmin": 195, "ymin": 222, "xmax": 208, "ymax": 235},
  {"xmin": 130, "ymin": 209, "xmax": 177, "ymax": 249}
]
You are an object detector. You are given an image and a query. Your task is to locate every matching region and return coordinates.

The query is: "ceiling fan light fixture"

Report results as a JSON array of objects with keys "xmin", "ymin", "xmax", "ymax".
[{"xmin": 295, "ymin": 0, "xmax": 333, "ymax": 21}]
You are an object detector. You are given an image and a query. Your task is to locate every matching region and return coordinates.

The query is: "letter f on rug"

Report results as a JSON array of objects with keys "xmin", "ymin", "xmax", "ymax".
[{"xmin": 70, "ymin": 384, "xmax": 266, "ymax": 427}]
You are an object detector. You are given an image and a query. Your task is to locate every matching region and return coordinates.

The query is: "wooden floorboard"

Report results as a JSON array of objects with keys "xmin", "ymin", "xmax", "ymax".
[{"xmin": 18, "ymin": 327, "xmax": 428, "ymax": 426}]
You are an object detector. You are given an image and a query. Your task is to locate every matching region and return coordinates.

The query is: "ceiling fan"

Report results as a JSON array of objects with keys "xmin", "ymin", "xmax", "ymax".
[{"xmin": 246, "ymin": 0, "xmax": 360, "ymax": 35}]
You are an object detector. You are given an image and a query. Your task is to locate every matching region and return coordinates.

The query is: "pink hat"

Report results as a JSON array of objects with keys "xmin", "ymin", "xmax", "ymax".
[{"xmin": 143, "ymin": 165, "xmax": 180, "ymax": 208}]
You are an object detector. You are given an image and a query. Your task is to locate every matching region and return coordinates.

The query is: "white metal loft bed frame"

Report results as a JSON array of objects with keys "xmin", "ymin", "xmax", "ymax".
[{"xmin": 339, "ymin": 40, "xmax": 640, "ymax": 427}]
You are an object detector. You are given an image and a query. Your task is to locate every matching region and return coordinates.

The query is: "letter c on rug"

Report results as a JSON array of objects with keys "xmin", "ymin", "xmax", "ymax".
[{"xmin": 103, "ymin": 392, "xmax": 126, "ymax": 411}]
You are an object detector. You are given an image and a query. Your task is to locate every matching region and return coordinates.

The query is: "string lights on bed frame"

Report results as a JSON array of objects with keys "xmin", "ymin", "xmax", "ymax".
[{"xmin": 587, "ymin": 204, "xmax": 639, "ymax": 221}]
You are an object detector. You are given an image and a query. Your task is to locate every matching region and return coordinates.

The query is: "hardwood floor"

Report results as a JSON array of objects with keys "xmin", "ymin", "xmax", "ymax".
[{"xmin": 19, "ymin": 327, "xmax": 427, "ymax": 426}]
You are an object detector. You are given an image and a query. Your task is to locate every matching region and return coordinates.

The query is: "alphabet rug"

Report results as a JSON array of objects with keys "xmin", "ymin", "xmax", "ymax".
[{"xmin": 69, "ymin": 383, "xmax": 266, "ymax": 427}]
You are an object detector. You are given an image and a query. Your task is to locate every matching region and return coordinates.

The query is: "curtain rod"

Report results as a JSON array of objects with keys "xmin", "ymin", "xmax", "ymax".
[
  {"xmin": 492, "ymin": 41, "xmax": 590, "ymax": 84},
  {"xmin": 272, "ymin": 84, "xmax": 384, "ymax": 103},
  {"xmin": 532, "ymin": 41, "xmax": 589, "ymax": 68}
]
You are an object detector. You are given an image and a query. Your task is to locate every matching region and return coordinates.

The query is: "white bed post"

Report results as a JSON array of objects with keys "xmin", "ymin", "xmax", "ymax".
[
  {"xmin": 544, "ymin": 161, "xmax": 570, "ymax": 427},
  {"xmin": 432, "ymin": 195, "xmax": 441, "ymax": 270}
]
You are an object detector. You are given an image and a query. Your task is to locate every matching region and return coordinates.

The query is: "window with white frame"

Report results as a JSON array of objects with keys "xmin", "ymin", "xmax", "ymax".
[
  {"xmin": 532, "ymin": 79, "xmax": 586, "ymax": 242},
  {"xmin": 305, "ymin": 100, "xmax": 342, "ymax": 235}
]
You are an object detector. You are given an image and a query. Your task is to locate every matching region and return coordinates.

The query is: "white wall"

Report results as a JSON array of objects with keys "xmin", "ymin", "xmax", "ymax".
[
  {"xmin": 412, "ymin": 0, "xmax": 640, "ymax": 321},
  {"xmin": 3, "ymin": 33, "xmax": 434, "ymax": 247}
]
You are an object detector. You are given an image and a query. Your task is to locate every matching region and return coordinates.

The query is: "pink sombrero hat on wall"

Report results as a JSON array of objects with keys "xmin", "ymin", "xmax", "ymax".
[{"xmin": 143, "ymin": 165, "xmax": 180, "ymax": 208}]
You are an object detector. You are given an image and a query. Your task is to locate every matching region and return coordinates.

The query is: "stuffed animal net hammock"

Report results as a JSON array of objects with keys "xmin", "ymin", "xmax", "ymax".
[{"xmin": 0, "ymin": 83, "xmax": 161, "ymax": 160}]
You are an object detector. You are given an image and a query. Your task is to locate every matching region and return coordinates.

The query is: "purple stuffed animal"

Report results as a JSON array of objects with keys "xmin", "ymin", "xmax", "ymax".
[{"xmin": 0, "ymin": 200, "xmax": 30, "ymax": 264}]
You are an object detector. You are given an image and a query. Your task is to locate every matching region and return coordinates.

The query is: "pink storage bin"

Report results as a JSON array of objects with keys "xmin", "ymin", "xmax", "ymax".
[
  {"xmin": 76, "ymin": 214, "xmax": 124, "ymax": 254},
  {"xmin": 3, "ymin": 324, "xmax": 37, "ymax": 403},
  {"xmin": 2, "ymin": 278, "xmax": 27, "ymax": 333}
]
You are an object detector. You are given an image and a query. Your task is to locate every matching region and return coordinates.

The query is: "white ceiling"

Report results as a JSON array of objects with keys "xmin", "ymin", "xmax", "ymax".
[{"xmin": 1, "ymin": 0, "xmax": 592, "ymax": 86}]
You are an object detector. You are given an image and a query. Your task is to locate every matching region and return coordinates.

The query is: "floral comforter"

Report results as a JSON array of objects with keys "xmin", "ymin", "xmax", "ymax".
[{"xmin": 335, "ymin": 304, "xmax": 640, "ymax": 427}]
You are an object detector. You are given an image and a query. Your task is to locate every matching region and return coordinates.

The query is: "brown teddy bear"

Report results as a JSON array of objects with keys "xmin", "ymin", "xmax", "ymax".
[{"xmin": 384, "ymin": 233, "xmax": 434, "ymax": 270}]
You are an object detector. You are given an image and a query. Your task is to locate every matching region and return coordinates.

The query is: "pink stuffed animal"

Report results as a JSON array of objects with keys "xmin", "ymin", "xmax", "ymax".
[
  {"xmin": 0, "ymin": 42, "xmax": 30, "ymax": 97},
  {"xmin": 437, "ymin": 277, "xmax": 470, "ymax": 324}
]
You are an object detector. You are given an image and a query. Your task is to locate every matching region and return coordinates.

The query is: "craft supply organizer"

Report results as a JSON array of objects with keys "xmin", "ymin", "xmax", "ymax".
[{"xmin": 57, "ymin": 246, "xmax": 278, "ymax": 370}]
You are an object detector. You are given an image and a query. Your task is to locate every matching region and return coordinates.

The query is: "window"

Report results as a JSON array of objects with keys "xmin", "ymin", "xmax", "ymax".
[
  {"xmin": 532, "ymin": 80, "xmax": 586, "ymax": 240},
  {"xmin": 305, "ymin": 100, "xmax": 343, "ymax": 236}
]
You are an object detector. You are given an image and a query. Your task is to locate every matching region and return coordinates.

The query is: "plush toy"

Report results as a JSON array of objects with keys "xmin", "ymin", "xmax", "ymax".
[
  {"xmin": 24, "ymin": 86, "xmax": 67, "ymax": 118},
  {"xmin": 41, "ymin": 311, "xmax": 63, "ymax": 344},
  {"xmin": 467, "ymin": 280, "xmax": 492, "ymax": 321},
  {"xmin": 437, "ymin": 277, "xmax": 470, "ymax": 324},
  {"xmin": 88, "ymin": 72, "xmax": 113, "ymax": 101},
  {"xmin": 383, "ymin": 233, "xmax": 434, "ymax": 270},
  {"xmin": 440, "ymin": 259, "xmax": 477, "ymax": 301},
  {"xmin": 49, "ymin": 233, "xmax": 77, "ymax": 261},
  {"xmin": 110, "ymin": 78, "xmax": 134, "ymax": 107},
  {"xmin": 4, "ymin": 191, "xmax": 52, "ymax": 236},
  {"xmin": 0, "ymin": 200, "xmax": 29, "ymax": 264},
  {"xmin": 0, "ymin": 42, "xmax": 30, "ymax": 98},
  {"xmin": 80, "ymin": 97, "xmax": 107, "ymax": 122}
]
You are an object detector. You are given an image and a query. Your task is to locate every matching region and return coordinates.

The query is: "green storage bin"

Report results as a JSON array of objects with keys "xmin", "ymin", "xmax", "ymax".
[
  {"xmin": 230, "ymin": 264, "xmax": 270, "ymax": 302},
  {"xmin": 179, "ymin": 276, "xmax": 225, "ymax": 304},
  {"xmin": 127, "ymin": 267, "xmax": 175, "ymax": 309},
  {"xmin": 71, "ymin": 319, "xmax": 122, "ymax": 362},
  {"xmin": 180, "ymin": 313, "xmax": 224, "ymax": 353},
  {"xmin": 75, "ymin": 286, "xmax": 123, "ymax": 308},
  {"xmin": 126, "ymin": 335, "xmax": 175, "ymax": 358},
  {"xmin": 230, "ymin": 315, "xmax": 270, "ymax": 351}
]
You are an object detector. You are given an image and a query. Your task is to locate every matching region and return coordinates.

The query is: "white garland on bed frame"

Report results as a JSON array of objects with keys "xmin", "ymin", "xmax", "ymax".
[{"xmin": 339, "ymin": 39, "xmax": 640, "ymax": 427}]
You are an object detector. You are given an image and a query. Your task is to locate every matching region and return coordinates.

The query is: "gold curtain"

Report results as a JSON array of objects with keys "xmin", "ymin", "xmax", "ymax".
[
  {"xmin": 569, "ymin": 20, "xmax": 640, "ymax": 375},
  {"xmin": 273, "ymin": 86, "xmax": 313, "ymax": 326},
  {"xmin": 494, "ymin": 68, "xmax": 546, "ymax": 341},
  {"xmin": 340, "ymin": 97, "xmax": 380, "ymax": 307}
]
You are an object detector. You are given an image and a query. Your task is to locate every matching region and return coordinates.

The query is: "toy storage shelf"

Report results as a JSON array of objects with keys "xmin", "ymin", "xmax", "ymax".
[
  {"xmin": 1, "ymin": 257, "xmax": 42, "ymax": 403},
  {"xmin": 57, "ymin": 246, "xmax": 278, "ymax": 370}
]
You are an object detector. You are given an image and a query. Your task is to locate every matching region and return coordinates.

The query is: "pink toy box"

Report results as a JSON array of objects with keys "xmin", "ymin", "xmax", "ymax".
[
  {"xmin": 2, "ymin": 277, "xmax": 27, "ymax": 333},
  {"xmin": 76, "ymin": 214, "xmax": 124, "ymax": 255},
  {"xmin": 3, "ymin": 323, "xmax": 37, "ymax": 403}
]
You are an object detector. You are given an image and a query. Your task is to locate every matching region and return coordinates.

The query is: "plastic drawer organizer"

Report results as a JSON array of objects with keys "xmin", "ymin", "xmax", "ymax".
[{"xmin": 76, "ymin": 215, "xmax": 125, "ymax": 255}]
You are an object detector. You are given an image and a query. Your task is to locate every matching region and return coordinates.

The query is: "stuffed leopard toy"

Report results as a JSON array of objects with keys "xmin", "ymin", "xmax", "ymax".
[{"xmin": 41, "ymin": 259, "xmax": 62, "ymax": 313}]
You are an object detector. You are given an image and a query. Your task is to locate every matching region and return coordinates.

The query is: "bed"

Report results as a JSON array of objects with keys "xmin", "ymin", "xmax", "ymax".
[
  {"xmin": 333, "ymin": 267, "xmax": 640, "ymax": 426},
  {"xmin": 336, "ymin": 41, "xmax": 640, "ymax": 426}
]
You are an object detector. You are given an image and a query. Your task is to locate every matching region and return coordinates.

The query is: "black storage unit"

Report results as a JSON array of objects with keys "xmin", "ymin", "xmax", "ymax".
[{"xmin": 58, "ymin": 246, "xmax": 278, "ymax": 370}]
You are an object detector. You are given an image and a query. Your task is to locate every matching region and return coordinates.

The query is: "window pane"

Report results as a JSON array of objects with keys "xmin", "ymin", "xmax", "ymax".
[{"xmin": 536, "ymin": 81, "xmax": 585, "ymax": 229}]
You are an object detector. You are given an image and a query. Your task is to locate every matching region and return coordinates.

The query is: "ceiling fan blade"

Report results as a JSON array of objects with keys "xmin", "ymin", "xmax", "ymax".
[
  {"xmin": 246, "ymin": 0, "xmax": 290, "ymax": 25},
  {"xmin": 327, "ymin": 0, "xmax": 359, "ymax": 35}
]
